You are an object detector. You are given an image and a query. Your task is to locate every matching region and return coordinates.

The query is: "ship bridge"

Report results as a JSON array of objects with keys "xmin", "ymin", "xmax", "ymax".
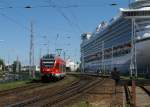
[{"xmin": 130, "ymin": 0, "xmax": 150, "ymax": 9}]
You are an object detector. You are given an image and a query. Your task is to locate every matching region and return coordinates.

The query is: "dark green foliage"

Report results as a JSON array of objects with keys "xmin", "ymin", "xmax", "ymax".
[{"xmin": 0, "ymin": 58, "xmax": 5, "ymax": 71}]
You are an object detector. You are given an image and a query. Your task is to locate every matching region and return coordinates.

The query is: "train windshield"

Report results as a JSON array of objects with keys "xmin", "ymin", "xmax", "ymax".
[{"xmin": 42, "ymin": 59, "xmax": 55, "ymax": 68}]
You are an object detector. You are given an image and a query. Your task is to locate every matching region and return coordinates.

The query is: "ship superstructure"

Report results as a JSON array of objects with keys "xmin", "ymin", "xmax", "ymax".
[{"xmin": 81, "ymin": 0, "xmax": 150, "ymax": 74}]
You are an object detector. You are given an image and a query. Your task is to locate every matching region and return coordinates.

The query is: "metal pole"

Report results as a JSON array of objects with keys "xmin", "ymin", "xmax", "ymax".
[
  {"xmin": 29, "ymin": 21, "xmax": 35, "ymax": 78},
  {"xmin": 47, "ymin": 39, "xmax": 50, "ymax": 54},
  {"xmin": 102, "ymin": 41, "xmax": 105, "ymax": 74},
  {"xmin": 81, "ymin": 48, "xmax": 84, "ymax": 72},
  {"xmin": 29, "ymin": 25, "xmax": 32, "ymax": 77},
  {"xmin": 111, "ymin": 46, "xmax": 114, "ymax": 71},
  {"xmin": 82, "ymin": 54, "xmax": 84, "ymax": 72},
  {"xmin": 63, "ymin": 51, "xmax": 66, "ymax": 60},
  {"xmin": 130, "ymin": 18, "xmax": 134, "ymax": 77},
  {"xmin": 130, "ymin": 18, "xmax": 137, "ymax": 78},
  {"xmin": 16, "ymin": 56, "xmax": 19, "ymax": 73},
  {"xmin": 131, "ymin": 18, "xmax": 137, "ymax": 107}
]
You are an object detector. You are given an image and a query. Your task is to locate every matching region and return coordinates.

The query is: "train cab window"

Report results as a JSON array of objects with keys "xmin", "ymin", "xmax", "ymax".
[{"xmin": 42, "ymin": 63, "xmax": 54, "ymax": 68}]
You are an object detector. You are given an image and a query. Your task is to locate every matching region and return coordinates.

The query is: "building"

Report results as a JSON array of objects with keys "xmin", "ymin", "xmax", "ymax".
[
  {"xmin": 21, "ymin": 65, "xmax": 40, "ymax": 72},
  {"xmin": 81, "ymin": 0, "xmax": 150, "ymax": 74},
  {"xmin": 66, "ymin": 58, "xmax": 79, "ymax": 72}
]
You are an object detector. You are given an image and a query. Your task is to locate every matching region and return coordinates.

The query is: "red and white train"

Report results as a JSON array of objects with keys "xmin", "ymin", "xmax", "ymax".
[{"xmin": 40, "ymin": 54, "xmax": 66, "ymax": 81}]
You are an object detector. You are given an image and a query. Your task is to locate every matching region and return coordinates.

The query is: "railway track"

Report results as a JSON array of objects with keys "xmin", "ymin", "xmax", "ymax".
[
  {"xmin": 124, "ymin": 84, "xmax": 132, "ymax": 105},
  {"xmin": 0, "ymin": 75, "xmax": 79, "ymax": 107},
  {"xmin": 6, "ymin": 76, "xmax": 104, "ymax": 107},
  {"xmin": 140, "ymin": 86, "xmax": 150, "ymax": 96},
  {"xmin": 0, "ymin": 83, "xmax": 47, "ymax": 97},
  {"xmin": 124, "ymin": 84, "xmax": 150, "ymax": 107}
]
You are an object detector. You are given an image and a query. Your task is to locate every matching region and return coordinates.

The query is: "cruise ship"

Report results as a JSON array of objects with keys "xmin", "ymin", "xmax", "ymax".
[{"xmin": 81, "ymin": 0, "xmax": 150, "ymax": 74}]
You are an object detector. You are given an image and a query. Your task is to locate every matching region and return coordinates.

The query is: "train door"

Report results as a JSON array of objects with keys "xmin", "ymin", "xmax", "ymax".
[
  {"xmin": 60, "ymin": 63, "xmax": 66, "ymax": 73},
  {"xmin": 60, "ymin": 64, "xmax": 63, "ymax": 73}
]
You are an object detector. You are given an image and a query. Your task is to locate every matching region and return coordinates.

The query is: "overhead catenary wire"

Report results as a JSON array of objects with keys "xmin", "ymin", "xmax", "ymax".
[
  {"xmin": 47, "ymin": 0, "xmax": 83, "ymax": 33},
  {"xmin": 0, "ymin": 12, "xmax": 29, "ymax": 31},
  {"xmin": 0, "ymin": 1, "xmax": 119, "ymax": 9},
  {"xmin": 0, "ymin": 0, "xmax": 10, "ymax": 6},
  {"xmin": 50, "ymin": 2, "xmax": 78, "ymax": 32},
  {"xmin": 0, "ymin": 0, "xmax": 119, "ymax": 64},
  {"xmin": 58, "ymin": 0, "xmax": 83, "ymax": 33}
]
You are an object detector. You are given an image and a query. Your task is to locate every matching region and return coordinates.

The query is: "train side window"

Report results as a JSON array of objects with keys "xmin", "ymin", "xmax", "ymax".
[
  {"xmin": 56, "ymin": 63, "xmax": 59, "ymax": 69},
  {"xmin": 60, "ymin": 65, "xmax": 62, "ymax": 72}
]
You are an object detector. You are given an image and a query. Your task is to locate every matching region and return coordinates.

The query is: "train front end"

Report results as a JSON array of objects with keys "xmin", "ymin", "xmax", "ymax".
[{"xmin": 40, "ymin": 54, "xmax": 66, "ymax": 81}]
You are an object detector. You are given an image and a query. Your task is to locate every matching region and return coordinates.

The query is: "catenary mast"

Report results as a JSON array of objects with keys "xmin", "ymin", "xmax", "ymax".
[{"xmin": 29, "ymin": 21, "xmax": 35, "ymax": 78}]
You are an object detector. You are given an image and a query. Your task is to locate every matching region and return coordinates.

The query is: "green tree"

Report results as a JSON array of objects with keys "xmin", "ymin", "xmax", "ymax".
[
  {"xmin": 0, "ymin": 59, "xmax": 5, "ymax": 78},
  {"xmin": 0, "ymin": 58, "xmax": 5, "ymax": 71}
]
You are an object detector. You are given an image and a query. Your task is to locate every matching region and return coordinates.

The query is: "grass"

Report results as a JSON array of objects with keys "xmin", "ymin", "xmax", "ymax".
[
  {"xmin": 70, "ymin": 101, "xmax": 91, "ymax": 107},
  {"xmin": 78, "ymin": 101, "xmax": 91, "ymax": 107},
  {"xmin": 0, "ymin": 80, "xmax": 30, "ymax": 91},
  {"xmin": 0, "ymin": 75, "xmax": 78, "ymax": 92}
]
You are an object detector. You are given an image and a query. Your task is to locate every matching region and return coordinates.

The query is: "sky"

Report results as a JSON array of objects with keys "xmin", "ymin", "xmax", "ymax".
[{"xmin": 0, "ymin": 0, "xmax": 131, "ymax": 65}]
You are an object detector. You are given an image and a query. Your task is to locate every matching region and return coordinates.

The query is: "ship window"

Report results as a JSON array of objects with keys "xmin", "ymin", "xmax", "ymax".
[
  {"xmin": 130, "ymin": 12, "xmax": 133, "ymax": 16},
  {"xmin": 136, "ymin": 11, "xmax": 140, "ymax": 16},
  {"xmin": 123, "ymin": 11, "xmax": 150, "ymax": 17}
]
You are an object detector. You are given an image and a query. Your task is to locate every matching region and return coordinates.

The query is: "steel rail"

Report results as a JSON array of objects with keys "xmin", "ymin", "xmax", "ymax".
[
  {"xmin": 0, "ymin": 83, "xmax": 47, "ymax": 96},
  {"xmin": 140, "ymin": 86, "xmax": 150, "ymax": 96},
  {"xmin": 7, "ymin": 77, "xmax": 104, "ymax": 107}
]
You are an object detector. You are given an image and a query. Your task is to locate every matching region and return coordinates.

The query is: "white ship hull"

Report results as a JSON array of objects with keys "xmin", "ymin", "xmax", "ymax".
[{"xmin": 84, "ymin": 38, "xmax": 150, "ymax": 73}]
